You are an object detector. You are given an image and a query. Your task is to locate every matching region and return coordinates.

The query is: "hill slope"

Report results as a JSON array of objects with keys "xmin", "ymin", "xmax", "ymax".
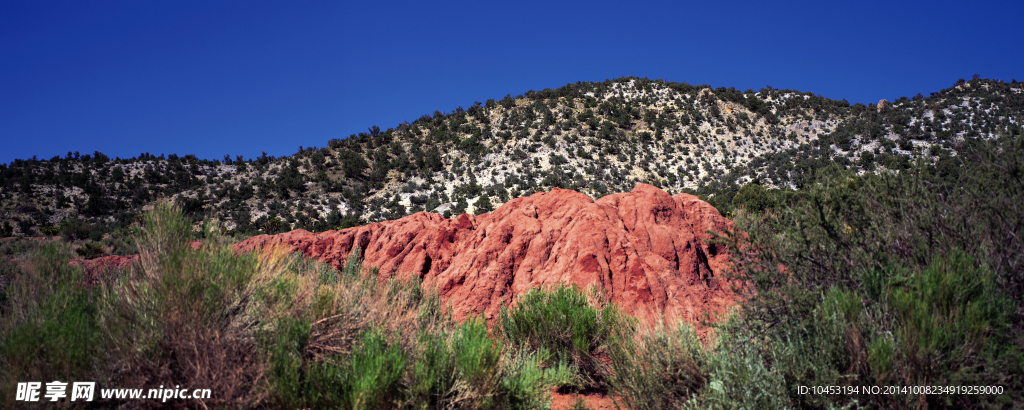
[{"xmin": 2, "ymin": 76, "xmax": 1022, "ymax": 240}]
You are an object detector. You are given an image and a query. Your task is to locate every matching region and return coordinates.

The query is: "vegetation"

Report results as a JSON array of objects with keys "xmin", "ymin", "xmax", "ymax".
[
  {"xmin": 0, "ymin": 204, "xmax": 579, "ymax": 409},
  {"xmin": 496, "ymin": 285, "xmax": 633, "ymax": 389},
  {"xmin": 3, "ymin": 77, "xmax": 1021, "ymax": 236},
  {"xmin": 688, "ymin": 133, "xmax": 1024, "ymax": 409},
  {"xmin": 1, "ymin": 128, "xmax": 1022, "ymax": 408},
  {"xmin": 0, "ymin": 244, "xmax": 105, "ymax": 391},
  {"xmin": 1, "ymin": 77, "xmax": 1022, "ymax": 408}
]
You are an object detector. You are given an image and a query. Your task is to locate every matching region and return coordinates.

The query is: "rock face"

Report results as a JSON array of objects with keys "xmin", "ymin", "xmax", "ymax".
[
  {"xmin": 70, "ymin": 254, "xmax": 140, "ymax": 282},
  {"xmin": 70, "ymin": 241, "xmax": 202, "ymax": 281},
  {"xmin": 235, "ymin": 184, "xmax": 737, "ymax": 324}
]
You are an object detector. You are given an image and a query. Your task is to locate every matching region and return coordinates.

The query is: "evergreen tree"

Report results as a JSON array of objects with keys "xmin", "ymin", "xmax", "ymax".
[{"xmin": 475, "ymin": 194, "xmax": 494, "ymax": 214}]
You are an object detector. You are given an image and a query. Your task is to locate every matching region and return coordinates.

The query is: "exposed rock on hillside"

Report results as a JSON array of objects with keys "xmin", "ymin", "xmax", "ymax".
[
  {"xmin": 70, "ymin": 254, "xmax": 140, "ymax": 282},
  {"xmin": 235, "ymin": 184, "xmax": 737, "ymax": 324},
  {"xmin": 69, "ymin": 240, "xmax": 202, "ymax": 281}
]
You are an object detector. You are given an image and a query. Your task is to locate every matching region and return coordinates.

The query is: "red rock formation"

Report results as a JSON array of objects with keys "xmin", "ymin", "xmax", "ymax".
[
  {"xmin": 70, "ymin": 254, "xmax": 140, "ymax": 283},
  {"xmin": 72, "ymin": 254, "xmax": 140, "ymax": 271},
  {"xmin": 70, "ymin": 240, "xmax": 202, "ymax": 282},
  {"xmin": 235, "ymin": 184, "xmax": 737, "ymax": 324}
]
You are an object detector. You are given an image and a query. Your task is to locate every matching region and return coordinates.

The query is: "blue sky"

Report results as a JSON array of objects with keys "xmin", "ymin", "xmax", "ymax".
[{"xmin": 2, "ymin": 0, "xmax": 1021, "ymax": 165}]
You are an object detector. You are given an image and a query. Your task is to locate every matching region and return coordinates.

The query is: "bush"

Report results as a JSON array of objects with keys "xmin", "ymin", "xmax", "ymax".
[
  {"xmin": 887, "ymin": 251, "xmax": 1012, "ymax": 391},
  {"xmin": 710, "ymin": 135, "xmax": 1024, "ymax": 408},
  {"xmin": 607, "ymin": 320, "xmax": 708, "ymax": 409},
  {"xmin": 683, "ymin": 339, "xmax": 791, "ymax": 410},
  {"xmin": 39, "ymin": 225, "xmax": 60, "ymax": 236},
  {"xmin": 59, "ymin": 219, "xmax": 92, "ymax": 241},
  {"xmin": 731, "ymin": 183, "xmax": 776, "ymax": 213},
  {"xmin": 497, "ymin": 285, "xmax": 633, "ymax": 389},
  {"xmin": 767, "ymin": 288, "xmax": 861, "ymax": 408},
  {"xmin": 475, "ymin": 194, "xmax": 494, "ymax": 214},
  {"xmin": 498, "ymin": 349, "xmax": 578, "ymax": 410},
  {"xmin": 406, "ymin": 317, "xmax": 505, "ymax": 408},
  {"xmin": 103, "ymin": 202, "xmax": 268, "ymax": 405},
  {"xmin": 337, "ymin": 327, "xmax": 407, "ymax": 409},
  {"xmin": 0, "ymin": 245, "xmax": 106, "ymax": 400},
  {"xmin": 100, "ymin": 226, "xmax": 139, "ymax": 256},
  {"xmin": 75, "ymin": 241, "xmax": 105, "ymax": 259},
  {"xmin": 263, "ymin": 245, "xmax": 563, "ymax": 410}
]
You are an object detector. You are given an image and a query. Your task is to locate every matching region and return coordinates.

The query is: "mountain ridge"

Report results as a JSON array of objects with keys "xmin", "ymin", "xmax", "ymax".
[{"xmin": 1, "ymin": 76, "xmax": 1022, "ymax": 242}]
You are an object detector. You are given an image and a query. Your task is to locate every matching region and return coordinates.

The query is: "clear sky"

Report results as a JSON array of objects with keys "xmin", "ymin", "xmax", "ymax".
[{"xmin": 2, "ymin": 0, "xmax": 1021, "ymax": 165}]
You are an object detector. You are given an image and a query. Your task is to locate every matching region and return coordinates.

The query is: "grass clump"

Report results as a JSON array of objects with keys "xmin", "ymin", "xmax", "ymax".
[
  {"xmin": 886, "ymin": 252, "xmax": 1012, "ymax": 390},
  {"xmin": 337, "ymin": 327, "xmax": 408, "ymax": 409}
]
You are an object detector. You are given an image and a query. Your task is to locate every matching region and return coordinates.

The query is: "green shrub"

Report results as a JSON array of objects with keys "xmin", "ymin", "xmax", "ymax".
[
  {"xmin": 497, "ymin": 349, "xmax": 577, "ymax": 410},
  {"xmin": 101, "ymin": 226, "xmax": 139, "ymax": 256},
  {"xmin": 452, "ymin": 317, "xmax": 503, "ymax": 403},
  {"xmin": 722, "ymin": 136, "xmax": 1024, "ymax": 327},
  {"xmin": 407, "ymin": 328, "xmax": 460, "ymax": 407},
  {"xmin": 75, "ymin": 241, "xmax": 105, "ymax": 259},
  {"xmin": 267, "ymin": 317, "xmax": 313, "ymax": 407},
  {"xmin": 887, "ymin": 251, "xmax": 1012, "ymax": 389},
  {"xmin": 407, "ymin": 316, "xmax": 505, "ymax": 408},
  {"xmin": 263, "ymin": 265, "xmax": 562, "ymax": 410},
  {"xmin": 475, "ymin": 194, "xmax": 494, "ymax": 214},
  {"xmin": 731, "ymin": 183, "xmax": 777, "ymax": 213},
  {"xmin": 497, "ymin": 285, "xmax": 633, "ymax": 389},
  {"xmin": 712, "ymin": 139, "xmax": 1024, "ymax": 408},
  {"xmin": 270, "ymin": 324, "xmax": 408, "ymax": 409},
  {"xmin": 684, "ymin": 341, "xmax": 791, "ymax": 410},
  {"xmin": 338, "ymin": 327, "xmax": 407, "ymax": 409},
  {"xmin": 59, "ymin": 219, "xmax": 92, "ymax": 241},
  {"xmin": 103, "ymin": 202, "xmax": 266, "ymax": 405},
  {"xmin": 607, "ymin": 320, "xmax": 708, "ymax": 409},
  {"xmin": 768, "ymin": 288, "xmax": 861, "ymax": 408},
  {"xmin": 647, "ymin": 252, "xmax": 1022, "ymax": 410},
  {"xmin": 0, "ymin": 245, "xmax": 106, "ymax": 400},
  {"xmin": 0, "ymin": 238, "xmax": 41, "ymax": 258},
  {"xmin": 254, "ymin": 236, "xmax": 568, "ymax": 409}
]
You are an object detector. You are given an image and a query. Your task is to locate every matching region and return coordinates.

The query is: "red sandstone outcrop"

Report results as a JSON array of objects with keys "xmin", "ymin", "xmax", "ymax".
[
  {"xmin": 71, "ymin": 254, "xmax": 140, "ymax": 271},
  {"xmin": 70, "ymin": 254, "xmax": 140, "ymax": 282},
  {"xmin": 70, "ymin": 240, "xmax": 202, "ymax": 281},
  {"xmin": 235, "ymin": 184, "xmax": 737, "ymax": 324}
]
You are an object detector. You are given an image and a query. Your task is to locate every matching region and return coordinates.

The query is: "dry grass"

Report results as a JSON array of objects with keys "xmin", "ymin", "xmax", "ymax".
[
  {"xmin": 101, "ymin": 203, "xmax": 275, "ymax": 408},
  {"xmin": 0, "ymin": 203, "xmax": 614, "ymax": 409}
]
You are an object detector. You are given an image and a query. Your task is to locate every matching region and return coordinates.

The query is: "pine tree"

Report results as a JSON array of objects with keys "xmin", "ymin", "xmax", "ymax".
[{"xmin": 475, "ymin": 194, "xmax": 494, "ymax": 214}]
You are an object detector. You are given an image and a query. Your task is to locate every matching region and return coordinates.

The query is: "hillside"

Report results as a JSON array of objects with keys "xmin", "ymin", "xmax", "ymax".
[{"xmin": 2, "ymin": 76, "xmax": 1022, "ymax": 242}]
